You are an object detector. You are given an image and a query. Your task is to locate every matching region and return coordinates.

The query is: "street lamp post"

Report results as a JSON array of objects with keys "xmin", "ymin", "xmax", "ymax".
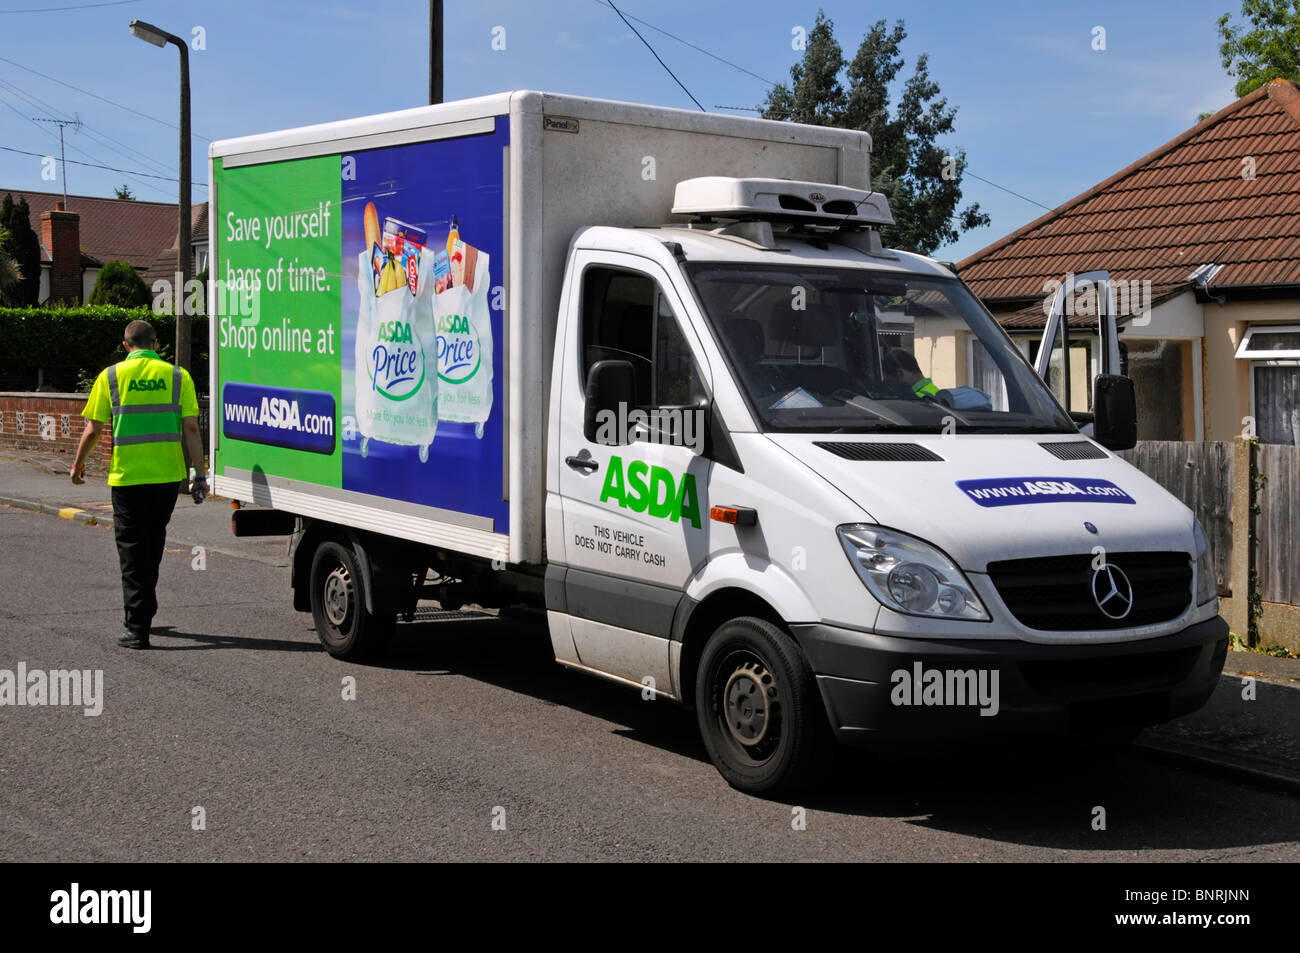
[{"xmin": 130, "ymin": 19, "xmax": 192, "ymax": 373}]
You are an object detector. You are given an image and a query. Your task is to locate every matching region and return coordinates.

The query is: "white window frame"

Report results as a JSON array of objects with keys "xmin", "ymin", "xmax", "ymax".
[{"xmin": 1235, "ymin": 324, "xmax": 1300, "ymax": 360}]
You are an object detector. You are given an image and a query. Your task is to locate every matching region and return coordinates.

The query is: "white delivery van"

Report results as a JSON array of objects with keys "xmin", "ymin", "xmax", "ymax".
[{"xmin": 210, "ymin": 92, "xmax": 1227, "ymax": 794}]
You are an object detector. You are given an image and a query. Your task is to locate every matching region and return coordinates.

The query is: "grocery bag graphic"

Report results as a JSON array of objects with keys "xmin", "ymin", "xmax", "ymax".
[
  {"xmin": 435, "ymin": 249, "xmax": 494, "ymax": 438},
  {"xmin": 353, "ymin": 248, "xmax": 439, "ymax": 461}
]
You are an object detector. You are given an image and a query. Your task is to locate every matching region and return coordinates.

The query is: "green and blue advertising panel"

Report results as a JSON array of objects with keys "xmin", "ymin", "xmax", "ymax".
[{"xmin": 214, "ymin": 120, "xmax": 509, "ymax": 528}]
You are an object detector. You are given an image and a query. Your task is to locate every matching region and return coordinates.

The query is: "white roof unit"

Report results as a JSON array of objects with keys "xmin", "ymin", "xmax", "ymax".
[{"xmin": 672, "ymin": 176, "xmax": 894, "ymax": 227}]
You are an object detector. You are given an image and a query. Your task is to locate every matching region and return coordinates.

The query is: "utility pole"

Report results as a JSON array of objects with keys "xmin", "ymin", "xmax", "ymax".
[
  {"xmin": 33, "ymin": 116, "xmax": 81, "ymax": 206},
  {"xmin": 429, "ymin": 0, "xmax": 443, "ymax": 105}
]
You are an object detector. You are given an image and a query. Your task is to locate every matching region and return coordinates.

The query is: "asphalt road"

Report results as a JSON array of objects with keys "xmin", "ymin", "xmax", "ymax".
[{"xmin": 2, "ymin": 505, "xmax": 1296, "ymax": 862}]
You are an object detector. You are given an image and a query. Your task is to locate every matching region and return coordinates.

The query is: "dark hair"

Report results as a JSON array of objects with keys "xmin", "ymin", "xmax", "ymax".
[
  {"xmin": 888, "ymin": 347, "xmax": 922, "ymax": 376},
  {"xmin": 124, "ymin": 319, "xmax": 156, "ymax": 348}
]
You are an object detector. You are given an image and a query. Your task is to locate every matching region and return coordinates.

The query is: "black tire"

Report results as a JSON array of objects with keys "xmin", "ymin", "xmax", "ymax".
[
  {"xmin": 695, "ymin": 616, "xmax": 831, "ymax": 795},
  {"xmin": 309, "ymin": 541, "xmax": 395, "ymax": 661}
]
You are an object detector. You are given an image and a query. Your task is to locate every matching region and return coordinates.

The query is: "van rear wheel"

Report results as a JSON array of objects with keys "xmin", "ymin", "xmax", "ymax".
[
  {"xmin": 696, "ymin": 616, "xmax": 830, "ymax": 795},
  {"xmin": 309, "ymin": 541, "xmax": 394, "ymax": 661}
]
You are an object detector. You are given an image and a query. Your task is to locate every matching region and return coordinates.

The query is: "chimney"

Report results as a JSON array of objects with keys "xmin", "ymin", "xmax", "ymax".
[{"xmin": 41, "ymin": 203, "xmax": 82, "ymax": 303}]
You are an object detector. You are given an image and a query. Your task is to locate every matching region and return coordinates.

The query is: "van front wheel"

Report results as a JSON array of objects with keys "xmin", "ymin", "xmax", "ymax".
[{"xmin": 696, "ymin": 617, "xmax": 830, "ymax": 795}]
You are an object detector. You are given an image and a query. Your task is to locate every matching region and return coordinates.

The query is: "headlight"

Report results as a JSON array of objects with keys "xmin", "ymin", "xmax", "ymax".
[
  {"xmin": 1193, "ymin": 519, "xmax": 1216, "ymax": 607},
  {"xmin": 837, "ymin": 524, "xmax": 990, "ymax": 621}
]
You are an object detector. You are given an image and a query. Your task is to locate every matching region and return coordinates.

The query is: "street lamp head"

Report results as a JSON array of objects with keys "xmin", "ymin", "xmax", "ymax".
[{"xmin": 129, "ymin": 19, "xmax": 169, "ymax": 47}]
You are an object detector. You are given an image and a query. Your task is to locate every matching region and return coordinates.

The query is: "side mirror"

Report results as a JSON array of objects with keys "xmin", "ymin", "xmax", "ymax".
[
  {"xmin": 583, "ymin": 360, "xmax": 635, "ymax": 444},
  {"xmin": 1092, "ymin": 374, "xmax": 1137, "ymax": 451}
]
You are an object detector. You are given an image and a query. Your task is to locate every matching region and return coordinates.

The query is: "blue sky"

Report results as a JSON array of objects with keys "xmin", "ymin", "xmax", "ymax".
[{"xmin": 0, "ymin": 0, "xmax": 1244, "ymax": 261}]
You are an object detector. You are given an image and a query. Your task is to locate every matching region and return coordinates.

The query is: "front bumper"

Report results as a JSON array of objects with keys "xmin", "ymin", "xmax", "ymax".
[{"xmin": 791, "ymin": 616, "xmax": 1229, "ymax": 747}]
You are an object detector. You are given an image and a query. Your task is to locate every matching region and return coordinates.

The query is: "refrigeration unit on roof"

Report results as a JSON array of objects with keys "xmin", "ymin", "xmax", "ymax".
[{"xmin": 671, "ymin": 176, "xmax": 895, "ymax": 228}]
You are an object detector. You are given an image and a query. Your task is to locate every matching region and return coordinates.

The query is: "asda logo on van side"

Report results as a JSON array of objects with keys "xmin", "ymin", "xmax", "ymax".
[
  {"xmin": 600, "ymin": 455, "xmax": 701, "ymax": 528},
  {"xmin": 368, "ymin": 320, "xmax": 425, "ymax": 400},
  {"xmin": 437, "ymin": 312, "xmax": 481, "ymax": 384}
]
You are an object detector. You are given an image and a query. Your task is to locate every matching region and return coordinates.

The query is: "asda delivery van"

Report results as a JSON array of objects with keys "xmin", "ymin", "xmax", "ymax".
[{"xmin": 210, "ymin": 92, "xmax": 1227, "ymax": 793}]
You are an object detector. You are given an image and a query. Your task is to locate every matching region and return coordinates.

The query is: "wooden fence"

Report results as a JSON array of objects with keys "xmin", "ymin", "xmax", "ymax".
[
  {"xmin": 1118, "ymin": 441, "xmax": 1233, "ymax": 596},
  {"xmin": 1257, "ymin": 444, "xmax": 1300, "ymax": 606}
]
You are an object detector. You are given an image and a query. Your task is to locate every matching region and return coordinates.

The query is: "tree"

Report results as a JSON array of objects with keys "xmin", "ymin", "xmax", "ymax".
[
  {"xmin": 0, "ymin": 193, "xmax": 41, "ymax": 306},
  {"xmin": 1218, "ymin": 0, "xmax": 1300, "ymax": 97},
  {"xmin": 0, "ymin": 227, "xmax": 21, "ymax": 299},
  {"xmin": 114, "ymin": 183, "xmax": 136, "ymax": 200},
  {"xmin": 761, "ymin": 11, "xmax": 988, "ymax": 255},
  {"xmin": 88, "ymin": 259, "xmax": 150, "ymax": 308}
]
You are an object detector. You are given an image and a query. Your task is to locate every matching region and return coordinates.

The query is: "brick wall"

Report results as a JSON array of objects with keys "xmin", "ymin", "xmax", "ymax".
[{"xmin": 0, "ymin": 393, "xmax": 112, "ymax": 471}]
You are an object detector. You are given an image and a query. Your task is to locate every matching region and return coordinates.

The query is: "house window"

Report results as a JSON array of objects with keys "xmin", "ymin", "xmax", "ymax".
[
  {"xmin": 1236, "ymin": 325, "xmax": 1300, "ymax": 358},
  {"xmin": 1252, "ymin": 363, "xmax": 1300, "ymax": 445},
  {"xmin": 1237, "ymin": 325, "xmax": 1300, "ymax": 445}
]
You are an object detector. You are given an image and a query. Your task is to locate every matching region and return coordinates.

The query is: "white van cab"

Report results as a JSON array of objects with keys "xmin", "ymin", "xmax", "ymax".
[{"xmin": 545, "ymin": 178, "xmax": 1225, "ymax": 792}]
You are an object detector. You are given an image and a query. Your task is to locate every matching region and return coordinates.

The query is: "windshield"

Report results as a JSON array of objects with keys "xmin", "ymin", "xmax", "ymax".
[{"xmin": 686, "ymin": 263, "xmax": 1075, "ymax": 434}]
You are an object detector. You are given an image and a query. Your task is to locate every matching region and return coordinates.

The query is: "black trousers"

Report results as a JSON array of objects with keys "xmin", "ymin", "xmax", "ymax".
[{"xmin": 111, "ymin": 482, "xmax": 179, "ymax": 638}]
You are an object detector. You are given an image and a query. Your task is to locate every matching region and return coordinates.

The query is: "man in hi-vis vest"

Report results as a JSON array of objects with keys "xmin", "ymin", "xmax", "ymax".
[{"xmin": 71, "ymin": 320, "xmax": 207, "ymax": 649}]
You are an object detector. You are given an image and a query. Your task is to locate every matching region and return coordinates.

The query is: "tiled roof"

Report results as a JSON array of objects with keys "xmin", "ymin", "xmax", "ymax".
[
  {"xmin": 994, "ymin": 284, "xmax": 1190, "ymax": 330},
  {"xmin": 2, "ymin": 189, "xmax": 200, "ymax": 271},
  {"xmin": 958, "ymin": 80, "xmax": 1300, "ymax": 304}
]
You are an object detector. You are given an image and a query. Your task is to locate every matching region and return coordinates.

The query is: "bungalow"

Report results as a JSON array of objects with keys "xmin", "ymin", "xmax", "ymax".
[
  {"xmin": 957, "ymin": 79, "xmax": 1300, "ymax": 446},
  {"xmin": 3, "ymin": 188, "xmax": 207, "ymax": 305}
]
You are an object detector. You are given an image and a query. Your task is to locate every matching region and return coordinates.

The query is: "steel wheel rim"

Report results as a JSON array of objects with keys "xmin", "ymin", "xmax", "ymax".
[
  {"xmin": 322, "ymin": 563, "xmax": 354, "ymax": 631},
  {"xmin": 713, "ymin": 648, "xmax": 782, "ymax": 764}
]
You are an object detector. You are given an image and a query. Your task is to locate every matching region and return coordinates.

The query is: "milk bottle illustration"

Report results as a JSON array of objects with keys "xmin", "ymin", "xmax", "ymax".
[
  {"xmin": 434, "ymin": 226, "xmax": 493, "ymax": 438},
  {"xmin": 353, "ymin": 241, "xmax": 438, "ymax": 461}
]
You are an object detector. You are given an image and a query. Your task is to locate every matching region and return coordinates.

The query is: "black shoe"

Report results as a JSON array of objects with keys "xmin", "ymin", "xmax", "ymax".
[{"xmin": 118, "ymin": 630, "xmax": 150, "ymax": 650}]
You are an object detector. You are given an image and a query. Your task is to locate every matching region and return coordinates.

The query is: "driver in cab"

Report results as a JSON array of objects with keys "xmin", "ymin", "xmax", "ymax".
[{"xmin": 883, "ymin": 348, "xmax": 940, "ymax": 398}]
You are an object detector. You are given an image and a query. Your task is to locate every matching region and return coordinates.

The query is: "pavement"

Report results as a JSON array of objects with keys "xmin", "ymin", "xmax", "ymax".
[{"xmin": 2, "ymin": 446, "xmax": 1299, "ymax": 795}]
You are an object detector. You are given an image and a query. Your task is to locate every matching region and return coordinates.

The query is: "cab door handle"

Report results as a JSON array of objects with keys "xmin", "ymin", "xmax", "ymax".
[{"xmin": 566, "ymin": 455, "xmax": 599, "ymax": 473}]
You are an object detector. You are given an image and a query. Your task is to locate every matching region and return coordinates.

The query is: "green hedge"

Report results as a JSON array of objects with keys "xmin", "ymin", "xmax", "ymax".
[{"xmin": 0, "ymin": 306, "xmax": 209, "ymax": 393}]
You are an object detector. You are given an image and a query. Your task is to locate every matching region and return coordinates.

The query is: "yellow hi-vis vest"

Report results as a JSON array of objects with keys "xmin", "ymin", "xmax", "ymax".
[{"xmin": 83, "ymin": 350, "xmax": 192, "ymax": 486}]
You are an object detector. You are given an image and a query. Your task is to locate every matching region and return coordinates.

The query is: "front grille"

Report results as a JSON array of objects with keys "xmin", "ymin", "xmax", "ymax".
[
  {"xmin": 987, "ymin": 551, "xmax": 1192, "ymax": 630},
  {"xmin": 813, "ymin": 441, "xmax": 943, "ymax": 461}
]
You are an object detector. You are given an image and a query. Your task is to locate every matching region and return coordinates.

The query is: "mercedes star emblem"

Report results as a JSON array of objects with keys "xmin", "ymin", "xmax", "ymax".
[{"xmin": 1091, "ymin": 563, "xmax": 1134, "ymax": 620}]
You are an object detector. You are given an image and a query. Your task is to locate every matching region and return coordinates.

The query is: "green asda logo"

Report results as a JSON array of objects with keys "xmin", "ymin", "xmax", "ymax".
[
  {"xmin": 127, "ymin": 378, "xmax": 167, "ymax": 392},
  {"xmin": 437, "ymin": 313, "xmax": 480, "ymax": 384},
  {"xmin": 378, "ymin": 320, "xmax": 414, "ymax": 343},
  {"xmin": 599, "ymin": 455, "xmax": 701, "ymax": 529}
]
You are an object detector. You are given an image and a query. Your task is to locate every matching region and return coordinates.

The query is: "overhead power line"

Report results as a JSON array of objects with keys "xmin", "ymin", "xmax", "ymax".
[
  {"xmin": 0, "ymin": 0, "xmax": 140, "ymax": 13},
  {"xmin": 0, "ymin": 52, "xmax": 211, "ymax": 142},
  {"xmin": 604, "ymin": 0, "xmax": 704, "ymax": 111},
  {"xmin": 0, "ymin": 74, "xmax": 179, "ymax": 179},
  {"xmin": 590, "ymin": 3, "xmax": 1196, "ymax": 269},
  {"xmin": 0, "ymin": 144, "xmax": 199, "ymax": 185},
  {"xmin": 0, "ymin": 92, "xmax": 204, "ymax": 201},
  {"xmin": 593, "ymin": 0, "xmax": 779, "ymax": 87}
]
